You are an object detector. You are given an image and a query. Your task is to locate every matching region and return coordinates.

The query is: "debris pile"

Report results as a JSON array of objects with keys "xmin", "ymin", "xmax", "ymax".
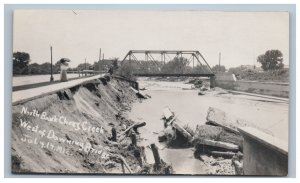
[
  {"xmin": 198, "ymin": 87, "xmax": 228, "ymax": 96},
  {"xmin": 158, "ymin": 106, "xmax": 249, "ymax": 175},
  {"xmin": 187, "ymin": 78, "xmax": 204, "ymax": 88},
  {"xmin": 158, "ymin": 107, "xmax": 193, "ymax": 148}
]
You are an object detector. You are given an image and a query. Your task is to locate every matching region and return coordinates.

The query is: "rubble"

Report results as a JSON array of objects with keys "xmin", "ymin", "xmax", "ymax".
[
  {"xmin": 157, "ymin": 107, "xmax": 247, "ymax": 175},
  {"xmin": 159, "ymin": 107, "xmax": 193, "ymax": 147}
]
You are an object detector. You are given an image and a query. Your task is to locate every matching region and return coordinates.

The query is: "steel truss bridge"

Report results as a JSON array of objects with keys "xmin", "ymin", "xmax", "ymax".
[{"xmin": 121, "ymin": 50, "xmax": 215, "ymax": 77}]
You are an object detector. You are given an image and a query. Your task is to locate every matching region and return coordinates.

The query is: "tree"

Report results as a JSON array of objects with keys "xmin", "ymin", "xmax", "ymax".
[
  {"xmin": 211, "ymin": 65, "xmax": 226, "ymax": 73},
  {"xmin": 13, "ymin": 52, "xmax": 31, "ymax": 75},
  {"xmin": 28, "ymin": 63, "xmax": 41, "ymax": 74},
  {"xmin": 257, "ymin": 50, "xmax": 284, "ymax": 71},
  {"xmin": 77, "ymin": 63, "xmax": 92, "ymax": 71},
  {"xmin": 161, "ymin": 57, "xmax": 189, "ymax": 74}
]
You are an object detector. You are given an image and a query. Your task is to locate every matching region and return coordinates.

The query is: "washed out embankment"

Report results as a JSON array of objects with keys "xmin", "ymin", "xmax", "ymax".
[{"xmin": 12, "ymin": 76, "xmax": 166, "ymax": 174}]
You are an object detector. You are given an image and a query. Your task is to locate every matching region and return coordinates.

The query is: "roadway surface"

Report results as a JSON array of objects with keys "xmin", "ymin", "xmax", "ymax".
[{"xmin": 12, "ymin": 74, "xmax": 105, "ymax": 105}]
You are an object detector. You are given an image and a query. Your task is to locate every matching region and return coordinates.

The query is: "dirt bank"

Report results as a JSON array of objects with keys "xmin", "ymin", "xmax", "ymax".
[{"xmin": 12, "ymin": 77, "xmax": 145, "ymax": 174}]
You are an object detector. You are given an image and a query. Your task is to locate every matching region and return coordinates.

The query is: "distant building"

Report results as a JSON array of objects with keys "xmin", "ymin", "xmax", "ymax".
[{"xmin": 239, "ymin": 65, "xmax": 263, "ymax": 72}]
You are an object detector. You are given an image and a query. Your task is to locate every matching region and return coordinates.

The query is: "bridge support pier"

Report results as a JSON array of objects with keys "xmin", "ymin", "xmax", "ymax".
[{"xmin": 210, "ymin": 76, "xmax": 216, "ymax": 88}]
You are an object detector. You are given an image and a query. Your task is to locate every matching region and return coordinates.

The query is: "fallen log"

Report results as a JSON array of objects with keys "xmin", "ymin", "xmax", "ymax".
[
  {"xmin": 118, "ymin": 155, "xmax": 133, "ymax": 174},
  {"xmin": 196, "ymin": 139, "xmax": 239, "ymax": 151},
  {"xmin": 118, "ymin": 122, "xmax": 146, "ymax": 138},
  {"xmin": 133, "ymin": 122, "xmax": 146, "ymax": 133},
  {"xmin": 209, "ymin": 151, "xmax": 236, "ymax": 158}
]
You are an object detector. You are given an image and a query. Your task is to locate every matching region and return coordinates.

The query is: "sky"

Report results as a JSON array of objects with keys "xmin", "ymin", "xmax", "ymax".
[{"xmin": 13, "ymin": 10, "xmax": 289, "ymax": 68}]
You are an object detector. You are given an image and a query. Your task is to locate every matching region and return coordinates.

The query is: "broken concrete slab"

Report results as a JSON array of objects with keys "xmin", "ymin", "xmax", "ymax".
[
  {"xmin": 193, "ymin": 124, "xmax": 243, "ymax": 149},
  {"xmin": 206, "ymin": 107, "xmax": 251, "ymax": 134},
  {"xmin": 206, "ymin": 107, "xmax": 273, "ymax": 136},
  {"xmin": 194, "ymin": 125, "xmax": 223, "ymax": 141},
  {"xmin": 162, "ymin": 107, "xmax": 174, "ymax": 121}
]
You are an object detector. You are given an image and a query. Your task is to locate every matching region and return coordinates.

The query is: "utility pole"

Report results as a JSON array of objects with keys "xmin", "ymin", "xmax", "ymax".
[
  {"xmin": 85, "ymin": 58, "xmax": 87, "ymax": 76},
  {"xmin": 99, "ymin": 48, "xmax": 101, "ymax": 73},
  {"xmin": 219, "ymin": 52, "xmax": 221, "ymax": 74},
  {"xmin": 50, "ymin": 46, "xmax": 54, "ymax": 82}
]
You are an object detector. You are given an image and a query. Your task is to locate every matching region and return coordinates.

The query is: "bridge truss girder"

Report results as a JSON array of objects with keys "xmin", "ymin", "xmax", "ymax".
[{"xmin": 121, "ymin": 50, "xmax": 214, "ymax": 75}]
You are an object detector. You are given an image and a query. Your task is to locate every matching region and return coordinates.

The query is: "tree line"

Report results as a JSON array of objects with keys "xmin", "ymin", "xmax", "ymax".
[
  {"xmin": 13, "ymin": 49, "xmax": 286, "ymax": 77},
  {"xmin": 12, "ymin": 51, "xmax": 118, "ymax": 75}
]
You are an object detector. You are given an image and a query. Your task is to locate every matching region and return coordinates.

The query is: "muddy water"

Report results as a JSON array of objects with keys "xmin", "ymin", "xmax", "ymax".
[{"xmin": 127, "ymin": 78, "xmax": 289, "ymax": 174}]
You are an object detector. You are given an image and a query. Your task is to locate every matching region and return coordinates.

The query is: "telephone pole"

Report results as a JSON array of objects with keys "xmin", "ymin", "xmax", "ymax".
[
  {"xmin": 99, "ymin": 48, "xmax": 101, "ymax": 72},
  {"xmin": 219, "ymin": 52, "xmax": 221, "ymax": 74},
  {"xmin": 85, "ymin": 58, "xmax": 87, "ymax": 76},
  {"xmin": 50, "ymin": 46, "xmax": 54, "ymax": 82}
]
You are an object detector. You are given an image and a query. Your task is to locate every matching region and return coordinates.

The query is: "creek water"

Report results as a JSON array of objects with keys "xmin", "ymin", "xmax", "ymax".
[{"xmin": 127, "ymin": 78, "xmax": 289, "ymax": 174}]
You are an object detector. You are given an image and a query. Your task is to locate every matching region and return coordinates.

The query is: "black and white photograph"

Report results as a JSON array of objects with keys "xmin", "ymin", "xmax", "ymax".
[{"xmin": 11, "ymin": 9, "xmax": 289, "ymax": 176}]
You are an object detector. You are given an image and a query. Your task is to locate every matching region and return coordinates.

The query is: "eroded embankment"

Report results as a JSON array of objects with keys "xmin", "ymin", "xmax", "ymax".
[{"xmin": 12, "ymin": 77, "xmax": 143, "ymax": 174}]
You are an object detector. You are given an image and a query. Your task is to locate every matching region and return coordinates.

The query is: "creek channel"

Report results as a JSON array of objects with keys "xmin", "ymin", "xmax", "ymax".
[{"xmin": 127, "ymin": 78, "xmax": 288, "ymax": 174}]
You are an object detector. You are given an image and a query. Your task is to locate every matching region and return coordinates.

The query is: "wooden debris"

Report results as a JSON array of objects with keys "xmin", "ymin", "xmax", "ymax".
[
  {"xmin": 118, "ymin": 155, "xmax": 133, "ymax": 174},
  {"xmin": 132, "ymin": 122, "xmax": 146, "ymax": 134},
  {"xmin": 111, "ymin": 128, "xmax": 117, "ymax": 142},
  {"xmin": 196, "ymin": 139, "xmax": 239, "ymax": 151},
  {"xmin": 120, "ymin": 161, "xmax": 125, "ymax": 173},
  {"xmin": 118, "ymin": 121, "xmax": 146, "ymax": 142},
  {"xmin": 109, "ymin": 154, "xmax": 133, "ymax": 174},
  {"xmin": 209, "ymin": 151, "xmax": 236, "ymax": 158},
  {"xmin": 150, "ymin": 143, "xmax": 161, "ymax": 170},
  {"xmin": 131, "ymin": 133, "xmax": 137, "ymax": 146}
]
